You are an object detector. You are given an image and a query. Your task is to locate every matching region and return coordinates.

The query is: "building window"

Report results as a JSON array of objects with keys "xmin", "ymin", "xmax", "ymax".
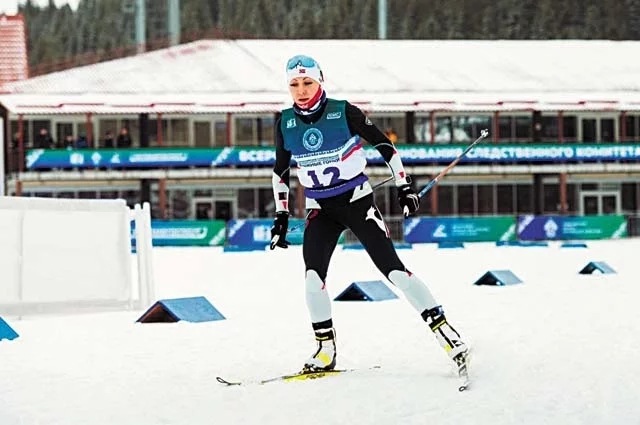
[
  {"xmin": 563, "ymin": 116, "xmax": 577, "ymax": 141},
  {"xmin": 237, "ymin": 188, "xmax": 257, "ymax": 218},
  {"xmin": 434, "ymin": 116, "xmax": 452, "ymax": 143},
  {"xmin": 543, "ymin": 183, "xmax": 560, "ymax": 213},
  {"xmin": 566, "ymin": 183, "xmax": 578, "ymax": 214},
  {"xmin": 235, "ymin": 117, "xmax": 257, "ymax": 146},
  {"xmin": 622, "ymin": 183, "xmax": 638, "ymax": 213},
  {"xmin": 414, "ymin": 114, "xmax": 492, "ymax": 144},
  {"xmin": 498, "ymin": 116, "xmax": 512, "ymax": 140},
  {"xmin": 10, "ymin": 119, "xmax": 31, "ymax": 148},
  {"xmin": 148, "ymin": 118, "xmax": 189, "ymax": 146},
  {"xmin": 171, "ymin": 119, "xmax": 189, "ymax": 146},
  {"xmin": 541, "ymin": 116, "xmax": 558, "ymax": 140},
  {"xmin": 169, "ymin": 190, "xmax": 190, "ymax": 219},
  {"xmin": 413, "ymin": 116, "xmax": 430, "ymax": 143},
  {"xmin": 98, "ymin": 119, "xmax": 118, "ymax": 147},
  {"xmin": 451, "ymin": 116, "xmax": 492, "ymax": 143},
  {"xmin": 258, "ymin": 188, "xmax": 274, "ymax": 217},
  {"xmin": 214, "ymin": 121, "xmax": 228, "ymax": 146},
  {"xmin": 515, "ymin": 116, "xmax": 532, "ymax": 141},
  {"xmin": 623, "ymin": 115, "xmax": 638, "ymax": 141},
  {"xmin": 193, "ymin": 121, "xmax": 212, "ymax": 147},
  {"xmin": 148, "ymin": 119, "xmax": 168, "ymax": 146},
  {"xmin": 120, "ymin": 119, "xmax": 139, "ymax": 147},
  {"xmin": 436, "ymin": 185, "xmax": 453, "ymax": 215},
  {"xmin": 477, "ymin": 184, "xmax": 495, "ymax": 215},
  {"xmin": 457, "ymin": 185, "xmax": 474, "ymax": 215},
  {"xmin": 601, "ymin": 118, "xmax": 615, "ymax": 142},
  {"xmin": 497, "ymin": 184, "xmax": 514, "ymax": 214},
  {"xmin": 516, "ymin": 184, "xmax": 533, "ymax": 214},
  {"xmin": 56, "ymin": 122, "xmax": 73, "ymax": 148},
  {"xmin": 370, "ymin": 115, "xmax": 406, "ymax": 143},
  {"xmin": 258, "ymin": 117, "xmax": 275, "ymax": 146}
]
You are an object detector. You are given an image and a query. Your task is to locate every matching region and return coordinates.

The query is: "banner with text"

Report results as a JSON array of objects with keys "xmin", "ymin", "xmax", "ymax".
[
  {"xmin": 226, "ymin": 219, "xmax": 304, "ymax": 247},
  {"xmin": 225, "ymin": 218, "xmax": 347, "ymax": 247},
  {"xmin": 25, "ymin": 143, "xmax": 640, "ymax": 170},
  {"xmin": 131, "ymin": 220, "xmax": 226, "ymax": 247},
  {"xmin": 517, "ymin": 215, "xmax": 627, "ymax": 240},
  {"xmin": 403, "ymin": 216, "xmax": 516, "ymax": 243}
]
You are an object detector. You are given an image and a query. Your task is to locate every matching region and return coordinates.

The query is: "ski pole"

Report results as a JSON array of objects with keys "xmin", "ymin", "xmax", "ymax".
[
  {"xmin": 416, "ymin": 128, "xmax": 489, "ymax": 199},
  {"xmin": 272, "ymin": 129, "xmax": 488, "ymax": 246}
]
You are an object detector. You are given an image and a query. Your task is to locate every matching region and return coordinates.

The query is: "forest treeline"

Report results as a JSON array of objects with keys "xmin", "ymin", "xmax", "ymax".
[{"xmin": 17, "ymin": 0, "xmax": 640, "ymax": 75}]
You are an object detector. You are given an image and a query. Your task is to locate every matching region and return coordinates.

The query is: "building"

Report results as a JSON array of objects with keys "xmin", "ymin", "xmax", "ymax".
[
  {"xmin": 1, "ymin": 39, "xmax": 639, "ymax": 224},
  {"xmin": 0, "ymin": 13, "xmax": 28, "ymax": 86}
]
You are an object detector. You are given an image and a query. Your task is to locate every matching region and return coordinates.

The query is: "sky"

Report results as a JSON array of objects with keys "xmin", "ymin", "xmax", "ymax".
[
  {"xmin": 0, "ymin": 239, "xmax": 639, "ymax": 424},
  {"xmin": 0, "ymin": 0, "xmax": 80, "ymax": 14}
]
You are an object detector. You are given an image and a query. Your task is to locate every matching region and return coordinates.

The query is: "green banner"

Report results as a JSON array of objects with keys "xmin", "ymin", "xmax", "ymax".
[
  {"xmin": 561, "ymin": 216, "xmax": 627, "ymax": 240},
  {"xmin": 146, "ymin": 220, "xmax": 226, "ymax": 246}
]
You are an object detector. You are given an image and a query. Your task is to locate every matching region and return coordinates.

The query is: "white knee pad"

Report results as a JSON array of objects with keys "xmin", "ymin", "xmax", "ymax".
[
  {"xmin": 388, "ymin": 270, "xmax": 438, "ymax": 314},
  {"xmin": 305, "ymin": 270, "xmax": 332, "ymax": 324}
]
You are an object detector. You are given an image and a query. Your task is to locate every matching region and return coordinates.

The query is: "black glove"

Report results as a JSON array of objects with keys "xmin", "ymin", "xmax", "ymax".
[
  {"xmin": 270, "ymin": 211, "xmax": 291, "ymax": 250},
  {"xmin": 397, "ymin": 177, "xmax": 420, "ymax": 217}
]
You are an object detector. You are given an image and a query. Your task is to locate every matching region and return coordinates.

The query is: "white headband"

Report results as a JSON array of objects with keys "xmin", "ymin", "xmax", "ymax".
[{"xmin": 285, "ymin": 55, "xmax": 324, "ymax": 84}]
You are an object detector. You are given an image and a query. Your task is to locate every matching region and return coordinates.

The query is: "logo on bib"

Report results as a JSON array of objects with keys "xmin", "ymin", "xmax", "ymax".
[{"xmin": 302, "ymin": 128, "xmax": 324, "ymax": 151}]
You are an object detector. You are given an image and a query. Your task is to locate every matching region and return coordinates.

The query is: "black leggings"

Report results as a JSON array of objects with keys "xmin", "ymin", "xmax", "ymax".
[{"xmin": 303, "ymin": 193, "xmax": 405, "ymax": 281}]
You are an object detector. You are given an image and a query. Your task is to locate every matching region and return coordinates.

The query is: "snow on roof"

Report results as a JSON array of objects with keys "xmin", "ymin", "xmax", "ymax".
[{"xmin": 2, "ymin": 39, "xmax": 640, "ymax": 114}]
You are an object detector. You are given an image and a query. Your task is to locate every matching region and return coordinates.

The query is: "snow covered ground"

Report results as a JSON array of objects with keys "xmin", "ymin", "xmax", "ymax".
[{"xmin": 1, "ymin": 239, "xmax": 639, "ymax": 425}]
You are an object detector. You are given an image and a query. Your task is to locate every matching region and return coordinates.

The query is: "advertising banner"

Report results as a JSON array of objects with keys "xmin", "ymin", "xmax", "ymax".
[
  {"xmin": 132, "ymin": 220, "xmax": 226, "ymax": 247},
  {"xmin": 226, "ymin": 219, "xmax": 305, "ymax": 247},
  {"xmin": 403, "ymin": 216, "xmax": 516, "ymax": 243},
  {"xmin": 517, "ymin": 215, "xmax": 627, "ymax": 240},
  {"xmin": 25, "ymin": 143, "xmax": 640, "ymax": 170},
  {"xmin": 225, "ymin": 218, "xmax": 346, "ymax": 247}
]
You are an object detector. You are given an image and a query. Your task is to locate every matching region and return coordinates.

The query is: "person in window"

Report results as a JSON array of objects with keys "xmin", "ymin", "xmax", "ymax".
[
  {"xmin": 63, "ymin": 134, "xmax": 75, "ymax": 150},
  {"xmin": 103, "ymin": 130, "xmax": 115, "ymax": 148},
  {"xmin": 117, "ymin": 127, "xmax": 132, "ymax": 148},
  {"xmin": 269, "ymin": 55, "xmax": 469, "ymax": 375},
  {"xmin": 35, "ymin": 128, "xmax": 55, "ymax": 149},
  {"xmin": 75, "ymin": 134, "xmax": 88, "ymax": 149},
  {"xmin": 11, "ymin": 132, "xmax": 19, "ymax": 149}
]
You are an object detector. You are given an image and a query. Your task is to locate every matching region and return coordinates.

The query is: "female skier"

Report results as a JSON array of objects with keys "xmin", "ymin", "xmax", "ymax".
[{"xmin": 270, "ymin": 54, "xmax": 468, "ymax": 373}]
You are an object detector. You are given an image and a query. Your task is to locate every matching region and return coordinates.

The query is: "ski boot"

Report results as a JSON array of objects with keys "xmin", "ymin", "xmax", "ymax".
[
  {"xmin": 423, "ymin": 306, "xmax": 469, "ymax": 365},
  {"xmin": 303, "ymin": 328, "xmax": 337, "ymax": 372}
]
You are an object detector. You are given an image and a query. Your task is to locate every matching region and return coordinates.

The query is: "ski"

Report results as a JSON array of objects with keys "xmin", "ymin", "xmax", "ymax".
[
  {"xmin": 216, "ymin": 366, "xmax": 380, "ymax": 386},
  {"xmin": 455, "ymin": 351, "xmax": 471, "ymax": 392}
]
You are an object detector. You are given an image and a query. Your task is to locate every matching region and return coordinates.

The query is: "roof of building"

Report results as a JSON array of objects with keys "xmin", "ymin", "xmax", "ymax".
[
  {"xmin": 0, "ymin": 14, "xmax": 28, "ymax": 87},
  {"xmin": 2, "ymin": 39, "xmax": 640, "ymax": 114}
]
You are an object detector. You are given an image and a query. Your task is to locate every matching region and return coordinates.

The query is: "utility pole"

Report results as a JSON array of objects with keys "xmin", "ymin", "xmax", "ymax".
[
  {"xmin": 378, "ymin": 0, "xmax": 387, "ymax": 39},
  {"xmin": 135, "ymin": 0, "xmax": 146, "ymax": 54},
  {"xmin": 168, "ymin": 0, "xmax": 180, "ymax": 46}
]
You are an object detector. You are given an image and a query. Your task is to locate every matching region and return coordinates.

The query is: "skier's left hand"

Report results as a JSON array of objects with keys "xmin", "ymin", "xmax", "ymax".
[
  {"xmin": 270, "ymin": 211, "xmax": 291, "ymax": 249},
  {"xmin": 397, "ymin": 176, "xmax": 419, "ymax": 217}
]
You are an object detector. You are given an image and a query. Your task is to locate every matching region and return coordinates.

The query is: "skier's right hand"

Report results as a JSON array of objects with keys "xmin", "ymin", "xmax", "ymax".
[{"xmin": 270, "ymin": 211, "xmax": 291, "ymax": 250}]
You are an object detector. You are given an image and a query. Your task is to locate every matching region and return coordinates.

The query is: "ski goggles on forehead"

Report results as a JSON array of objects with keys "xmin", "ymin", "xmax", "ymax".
[{"xmin": 286, "ymin": 55, "xmax": 318, "ymax": 70}]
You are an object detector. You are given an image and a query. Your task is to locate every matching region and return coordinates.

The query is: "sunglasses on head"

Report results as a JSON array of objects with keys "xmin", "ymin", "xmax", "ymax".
[{"xmin": 286, "ymin": 55, "xmax": 318, "ymax": 70}]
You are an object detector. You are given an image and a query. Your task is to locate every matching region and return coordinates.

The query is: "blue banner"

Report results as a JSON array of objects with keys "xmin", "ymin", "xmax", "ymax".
[
  {"xmin": 517, "ymin": 215, "xmax": 627, "ymax": 240},
  {"xmin": 404, "ymin": 217, "xmax": 516, "ymax": 243},
  {"xmin": 226, "ymin": 218, "xmax": 306, "ymax": 247},
  {"xmin": 25, "ymin": 143, "xmax": 640, "ymax": 170}
]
